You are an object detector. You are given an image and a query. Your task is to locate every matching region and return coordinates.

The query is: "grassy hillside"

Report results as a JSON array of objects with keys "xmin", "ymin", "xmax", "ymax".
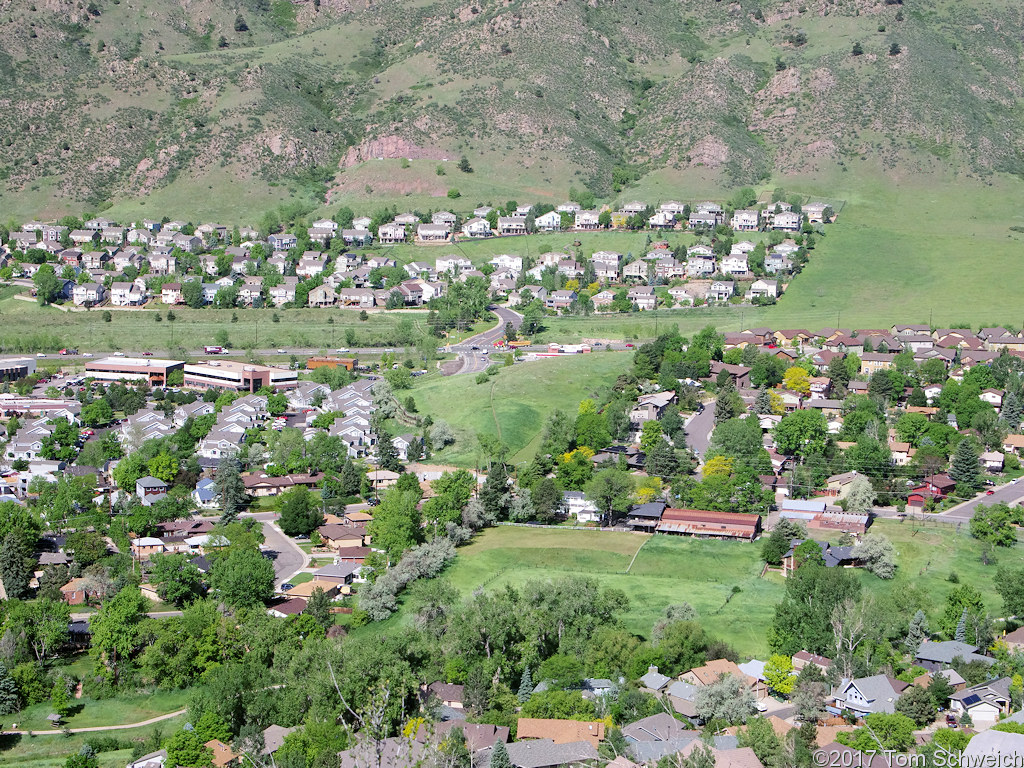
[{"xmin": 0, "ymin": 0, "xmax": 1022, "ymax": 219}]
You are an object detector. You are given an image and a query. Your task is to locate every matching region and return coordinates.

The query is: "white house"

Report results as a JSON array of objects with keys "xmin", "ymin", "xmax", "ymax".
[
  {"xmin": 563, "ymin": 492, "xmax": 600, "ymax": 523},
  {"xmin": 535, "ymin": 211, "xmax": 562, "ymax": 231}
]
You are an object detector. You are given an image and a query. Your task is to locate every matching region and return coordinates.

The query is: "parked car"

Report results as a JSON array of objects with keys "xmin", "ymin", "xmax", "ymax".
[
  {"xmin": 82, "ymin": 352, "xmax": 94, "ymax": 357},
  {"xmin": 142, "ymin": 351, "xmax": 153, "ymax": 356},
  {"xmin": 946, "ymin": 713, "xmax": 958, "ymax": 727},
  {"xmin": 280, "ymin": 583, "xmax": 294, "ymax": 592}
]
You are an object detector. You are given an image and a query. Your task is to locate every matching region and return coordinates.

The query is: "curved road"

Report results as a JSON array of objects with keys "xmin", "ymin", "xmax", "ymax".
[
  {"xmin": 449, "ymin": 305, "xmax": 524, "ymax": 375},
  {"xmin": 2, "ymin": 709, "xmax": 187, "ymax": 736}
]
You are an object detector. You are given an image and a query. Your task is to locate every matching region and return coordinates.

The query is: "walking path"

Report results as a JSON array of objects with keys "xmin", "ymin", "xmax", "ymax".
[{"xmin": 2, "ymin": 708, "xmax": 186, "ymax": 736}]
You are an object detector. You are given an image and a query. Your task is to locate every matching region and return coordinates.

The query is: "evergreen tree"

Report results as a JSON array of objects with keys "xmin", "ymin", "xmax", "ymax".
[
  {"xmin": 950, "ymin": 438, "xmax": 982, "ymax": 495},
  {"xmin": 904, "ymin": 610, "xmax": 928, "ymax": 654},
  {"xmin": 479, "ymin": 462, "xmax": 511, "ymax": 520},
  {"xmin": 753, "ymin": 388, "xmax": 772, "ymax": 415},
  {"xmin": 306, "ymin": 586, "xmax": 332, "ymax": 631},
  {"xmin": 518, "ymin": 666, "xmax": 534, "ymax": 703},
  {"xmin": 0, "ymin": 661, "xmax": 19, "ymax": 714},
  {"xmin": 1002, "ymin": 390, "xmax": 1024, "ymax": 428},
  {"xmin": 908, "ymin": 387, "xmax": 928, "ymax": 408},
  {"xmin": 374, "ymin": 427, "xmax": 403, "ymax": 473},
  {"xmin": 215, "ymin": 456, "xmax": 247, "ymax": 524},
  {"xmin": 0, "ymin": 533, "xmax": 30, "ymax": 600},
  {"xmin": 339, "ymin": 459, "xmax": 362, "ymax": 497},
  {"xmin": 715, "ymin": 380, "xmax": 741, "ymax": 424},
  {"xmin": 955, "ymin": 608, "xmax": 968, "ymax": 643},
  {"xmin": 489, "ymin": 740, "xmax": 512, "ymax": 768}
]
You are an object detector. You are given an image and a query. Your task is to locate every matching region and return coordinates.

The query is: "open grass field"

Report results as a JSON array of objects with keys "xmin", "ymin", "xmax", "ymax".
[
  {"xmin": 0, "ymin": 298, "xmax": 416, "ymax": 354},
  {"xmin": 433, "ymin": 518, "xmax": 1024, "ymax": 659},
  {"xmin": 0, "ymin": 715, "xmax": 185, "ymax": 768},
  {"xmin": 854, "ymin": 518, "xmax": 1022, "ymax": 622},
  {"xmin": 8, "ymin": 689, "xmax": 189, "ymax": 733},
  {"xmin": 409, "ymin": 351, "xmax": 631, "ymax": 468},
  {"xmin": 439, "ymin": 526, "xmax": 779, "ymax": 658}
]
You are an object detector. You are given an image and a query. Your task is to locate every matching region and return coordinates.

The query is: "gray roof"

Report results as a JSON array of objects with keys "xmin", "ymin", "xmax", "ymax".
[
  {"xmin": 666, "ymin": 680, "xmax": 698, "ymax": 701},
  {"xmin": 840, "ymin": 675, "xmax": 906, "ymax": 714},
  {"xmin": 639, "ymin": 668, "xmax": 671, "ymax": 691},
  {"xmin": 629, "ymin": 738, "xmax": 701, "ymax": 763},
  {"xmin": 621, "ymin": 713, "xmax": 697, "ymax": 742},
  {"xmin": 630, "ymin": 502, "xmax": 667, "ymax": 519},
  {"xmin": 136, "ymin": 475, "xmax": 166, "ymax": 488},
  {"xmin": 503, "ymin": 739, "xmax": 599, "ymax": 768},
  {"xmin": 915, "ymin": 641, "xmax": 991, "ymax": 665},
  {"xmin": 963, "ymin": 731, "xmax": 1024, "ymax": 761},
  {"xmin": 315, "ymin": 563, "xmax": 360, "ymax": 579}
]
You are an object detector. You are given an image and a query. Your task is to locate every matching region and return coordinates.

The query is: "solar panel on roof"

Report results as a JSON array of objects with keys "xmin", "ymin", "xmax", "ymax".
[{"xmin": 961, "ymin": 694, "xmax": 982, "ymax": 707}]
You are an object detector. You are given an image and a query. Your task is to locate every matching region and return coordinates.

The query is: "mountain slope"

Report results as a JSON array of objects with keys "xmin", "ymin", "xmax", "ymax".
[{"xmin": 0, "ymin": 0, "xmax": 1021, "ymax": 216}]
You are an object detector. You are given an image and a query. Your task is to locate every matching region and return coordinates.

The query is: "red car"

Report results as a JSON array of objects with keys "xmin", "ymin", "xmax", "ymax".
[
  {"xmin": 986, "ymin": 489, "xmax": 995, "ymax": 495},
  {"xmin": 142, "ymin": 351, "xmax": 153, "ymax": 356},
  {"xmin": 625, "ymin": 343, "xmax": 634, "ymax": 348}
]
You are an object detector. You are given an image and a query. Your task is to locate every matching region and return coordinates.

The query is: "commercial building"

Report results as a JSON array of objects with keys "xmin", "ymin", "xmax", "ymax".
[
  {"xmin": 306, "ymin": 356, "xmax": 358, "ymax": 371},
  {"xmin": 85, "ymin": 357, "xmax": 184, "ymax": 386},
  {"xmin": 0, "ymin": 356, "xmax": 37, "ymax": 381},
  {"xmin": 184, "ymin": 360, "xmax": 298, "ymax": 392}
]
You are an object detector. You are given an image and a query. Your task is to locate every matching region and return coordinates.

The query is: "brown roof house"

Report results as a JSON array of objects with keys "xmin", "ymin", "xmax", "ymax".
[
  {"xmin": 420, "ymin": 681, "xmax": 465, "ymax": 710},
  {"xmin": 316, "ymin": 524, "xmax": 365, "ymax": 551},
  {"xmin": 517, "ymin": 718, "xmax": 605, "ymax": 748},
  {"xmin": 681, "ymin": 659, "xmax": 768, "ymax": 700}
]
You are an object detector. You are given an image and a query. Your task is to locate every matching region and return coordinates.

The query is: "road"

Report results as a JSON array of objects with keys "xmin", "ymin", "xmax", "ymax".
[
  {"xmin": 246, "ymin": 512, "xmax": 311, "ymax": 588},
  {"xmin": 684, "ymin": 400, "xmax": 716, "ymax": 457},
  {"xmin": 448, "ymin": 305, "xmax": 524, "ymax": 375},
  {"xmin": 933, "ymin": 478, "xmax": 1024, "ymax": 524}
]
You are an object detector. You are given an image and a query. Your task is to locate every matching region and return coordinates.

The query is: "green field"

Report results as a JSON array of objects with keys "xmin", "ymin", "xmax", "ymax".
[
  {"xmin": 8, "ymin": 689, "xmax": 189, "ymax": 733},
  {"xmin": 0, "ymin": 716, "xmax": 185, "ymax": 768},
  {"xmin": 0, "ymin": 298, "xmax": 416, "ymax": 355},
  {"xmin": 436, "ymin": 519, "xmax": 1024, "ymax": 659},
  {"xmin": 409, "ymin": 351, "xmax": 632, "ymax": 468},
  {"xmin": 439, "ymin": 526, "xmax": 780, "ymax": 658}
]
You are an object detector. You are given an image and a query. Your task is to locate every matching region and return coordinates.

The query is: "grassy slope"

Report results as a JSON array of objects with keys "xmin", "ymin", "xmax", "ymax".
[
  {"xmin": 438, "ymin": 519, "xmax": 1022, "ymax": 659},
  {"xmin": 8, "ymin": 690, "xmax": 189, "ymax": 732},
  {"xmin": 0, "ymin": 716, "xmax": 186, "ymax": 768},
  {"xmin": 409, "ymin": 351, "xmax": 631, "ymax": 468}
]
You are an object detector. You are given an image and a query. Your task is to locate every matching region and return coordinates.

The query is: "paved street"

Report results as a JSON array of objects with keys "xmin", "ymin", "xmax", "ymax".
[
  {"xmin": 245, "ymin": 512, "xmax": 310, "ymax": 587},
  {"xmin": 448, "ymin": 305, "xmax": 524, "ymax": 375},
  {"xmin": 684, "ymin": 399, "xmax": 716, "ymax": 457}
]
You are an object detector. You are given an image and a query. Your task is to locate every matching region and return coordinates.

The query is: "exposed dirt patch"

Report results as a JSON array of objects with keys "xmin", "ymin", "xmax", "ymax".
[{"xmin": 340, "ymin": 135, "xmax": 449, "ymax": 167}]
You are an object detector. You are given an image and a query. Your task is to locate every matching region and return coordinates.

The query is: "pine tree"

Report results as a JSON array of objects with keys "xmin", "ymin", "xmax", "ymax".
[
  {"xmin": 753, "ymin": 388, "xmax": 772, "ymax": 415},
  {"xmin": 0, "ymin": 662, "xmax": 19, "ymax": 714},
  {"xmin": 518, "ymin": 666, "xmax": 534, "ymax": 703},
  {"xmin": 479, "ymin": 462, "xmax": 511, "ymax": 520},
  {"xmin": 215, "ymin": 455, "xmax": 247, "ymax": 524},
  {"xmin": 489, "ymin": 740, "xmax": 512, "ymax": 768},
  {"xmin": 1002, "ymin": 390, "xmax": 1024, "ymax": 428},
  {"xmin": 955, "ymin": 608, "xmax": 968, "ymax": 643},
  {"xmin": 0, "ymin": 533, "xmax": 30, "ymax": 600},
  {"xmin": 950, "ymin": 438, "xmax": 982, "ymax": 495},
  {"xmin": 339, "ymin": 459, "xmax": 362, "ymax": 497},
  {"xmin": 904, "ymin": 610, "xmax": 928, "ymax": 654},
  {"xmin": 715, "ymin": 380, "xmax": 739, "ymax": 424},
  {"xmin": 374, "ymin": 427, "xmax": 403, "ymax": 473}
]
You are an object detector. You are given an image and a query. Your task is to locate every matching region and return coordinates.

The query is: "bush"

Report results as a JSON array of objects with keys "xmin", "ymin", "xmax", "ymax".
[{"xmin": 447, "ymin": 188, "xmax": 461, "ymax": 199}]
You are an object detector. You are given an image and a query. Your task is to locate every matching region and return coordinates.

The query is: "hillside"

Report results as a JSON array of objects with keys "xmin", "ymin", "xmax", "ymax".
[{"xmin": 0, "ymin": 0, "xmax": 1022, "ymax": 218}]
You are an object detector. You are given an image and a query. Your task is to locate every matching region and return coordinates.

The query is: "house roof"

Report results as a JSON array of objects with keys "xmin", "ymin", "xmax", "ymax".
[
  {"xmin": 261, "ymin": 725, "xmax": 296, "ymax": 755},
  {"xmin": 840, "ymin": 674, "xmax": 909, "ymax": 713},
  {"xmin": 314, "ymin": 563, "xmax": 360, "ymax": 580},
  {"xmin": 317, "ymin": 524, "xmax": 364, "ymax": 541},
  {"xmin": 915, "ymin": 640, "xmax": 989, "ymax": 664},
  {"xmin": 516, "ymin": 718, "xmax": 605, "ymax": 745},
  {"xmin": 621, "ymin": 712, "xmax": 697, "ymax": 742},
  {"xmin": 504, "ymin": 739, "xmax": 600, "ymax": 768},
  {"xmin": 639, "ymin": 667, "xmax": 671, "ymax": 691},
  {"xmin": 685, "ymin": 659, "xmax": 753, "ymax": 687}
]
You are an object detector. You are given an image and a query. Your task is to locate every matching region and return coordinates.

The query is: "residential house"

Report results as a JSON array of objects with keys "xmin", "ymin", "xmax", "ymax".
[
  {"xmin": 765, "ymin": 253, "xmax": 793, "ymax": 274},
  {"xmin": 161, "ymin": 283, "xmax": 183, "ymax": 305},
  {"xmin": 136, "ymin": 476, "xmax": 169, "ymax": 506},
  {"xmin": 575, "ymin": 210, "xmax": 601, "ymax": 230},
  {"xmin": 535, "ymin": 211, "xmax": 562, "ymax": 231},
  {"xmin": 949, "ymin": 678, "xmax": 1012, "ymax": 724},
  {"xmin": 563, "ymin": 492, "xmax": 601, "ymax": 523},
  {"xmin": 773, "ymin": 211, "xmax": 803, "ymax": 232},
  {"xmin": 378, "ymin": 223, "xmax": 406, "ymax": 244},
  {"xmin": 748, "ymin": 279, "xmax": 779, "ymax": 299},
  {"xmin": 497, "ymin": 216, "xmax": 527, "ymax": 235},
  {"xmin": 110, "ymin": 282, "xmax": 145, "ymax": 307},
  {"xmin": 627, "ymin": 286, "xmax": 656, "ymax": 310},
  {"xmin": 914, "ymin": 640, "xmax": 993, "ymax": 672},
  {"xmin": 681, "ymin": 659, "xmax": 767, "ymax": 700},
  {"xmin": 731, "ymin": 209, "xmax": 760, "ymax": 231},
  {"xmin": 269, "ymin": 277, "xmax": 299, "ymax": 306},
  {"xmin": 721, "ymin": 254, "xmax": 748, "ymax": 276},
  {"xmin": 686, "ymin": 257, "xmax": 717, "ymax": 277},
  {"xmin": 71, "ymin": 283, "xmax": 105, "ymax": 307},
  {"xmin": 834, "ymin": 675, "xmax": 909, "ymax": 716},
  {"xmin": 306, "ymin": 285, "xmax": 336, "ymax": 307},
  {"xmin": 517, "ymin": 718, "xmax": 605, "ymax": 749},
  {"xmin": 708, "ymin": 281, "xmax": 735, "ymax": 302},
  {"xmin": 417, "ymin": 223, "xmax": 450, "ymax": 242},
  {"xmin": 546, "ymin": 290, "xmax": 577, "ymax": 311},
  {"xmin": 461, "ymin": 217, "xmax": 493, "ymax": 238},
  {"xmin": 689, "ymin": 202, "xmax": 724, "ymax": 229}
]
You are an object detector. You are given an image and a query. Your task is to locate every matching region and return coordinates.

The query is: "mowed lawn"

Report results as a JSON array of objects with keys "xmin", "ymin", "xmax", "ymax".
[
  {"xmin": 442, "ymin": 527, "xmax": 781, "ymax": 658},
  {"xmin": 0, "ymin": 715, "xmax": 186, "ymax": 768},
  {"xmin": 410, "ymin": 351, "xmax": 631, "ymax": 468},
  {"xmin": 9, "ymin": 689, "xmax": 189, "ymax": 732}
]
